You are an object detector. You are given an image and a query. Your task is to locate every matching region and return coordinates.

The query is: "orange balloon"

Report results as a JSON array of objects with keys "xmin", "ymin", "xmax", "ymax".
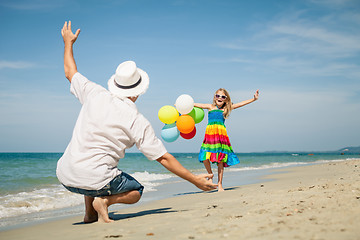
[{"xmin": 176, "ymin": 115, "xmax": 195, "ymax": 134}]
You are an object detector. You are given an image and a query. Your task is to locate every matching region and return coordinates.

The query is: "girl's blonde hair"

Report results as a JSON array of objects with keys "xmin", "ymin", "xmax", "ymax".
[{"xmin": 212, "ymin": 88, "xmax": 232, "ymax": 119}]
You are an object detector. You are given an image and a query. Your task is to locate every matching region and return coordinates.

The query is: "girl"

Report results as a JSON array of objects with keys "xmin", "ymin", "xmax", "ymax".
[{"xmin": 195, "ymin": 88, "xmax": 259, "ymax": 191}]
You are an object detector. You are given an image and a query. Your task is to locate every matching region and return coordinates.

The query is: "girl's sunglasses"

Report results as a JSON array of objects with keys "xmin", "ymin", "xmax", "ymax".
[{"xmin": 215, "ymin": 94, "xmax": 227, "ymax": 100}]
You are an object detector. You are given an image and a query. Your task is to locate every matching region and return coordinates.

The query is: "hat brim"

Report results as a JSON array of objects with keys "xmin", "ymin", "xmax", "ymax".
[{"xmin": 108, "ymin": 68, "xmax": 149, "ymax": 98}]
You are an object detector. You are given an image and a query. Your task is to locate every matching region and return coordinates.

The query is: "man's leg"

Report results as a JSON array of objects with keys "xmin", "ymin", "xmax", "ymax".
[
  {"xmin": 92, "ymin": 190, "xmax": 141, "ymax": 223},
  {"xmin": 84, "ymin": 196, "xmax": 98, "ymax": 223}
]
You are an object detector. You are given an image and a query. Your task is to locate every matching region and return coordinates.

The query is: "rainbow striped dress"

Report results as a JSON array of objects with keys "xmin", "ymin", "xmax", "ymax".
[{"xmin": 199, "ymin": 109, "xmax": 240, "ymax": 167}]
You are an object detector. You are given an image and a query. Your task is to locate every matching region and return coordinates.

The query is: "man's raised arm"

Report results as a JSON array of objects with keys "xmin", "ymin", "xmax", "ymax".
[{"xmin": 61, "ymin": 21, "xmax": 80, "ymax": 82}]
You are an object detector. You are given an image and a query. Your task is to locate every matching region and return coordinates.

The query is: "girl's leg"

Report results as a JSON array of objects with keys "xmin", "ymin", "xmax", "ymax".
[
  {"xmin": 217, "ymin": 162, "xmax": 224, "ymax": 192},
  {"xmin": 203, "ymin": 159, "xmax": 213, "ymax": 181},
  {"xmin": 84, "ymin": 196, "xmax": 98, "ymax": 223},
  {"xmin": 92, "ymin": 190, "xmax": 141, "ymax": 223}
]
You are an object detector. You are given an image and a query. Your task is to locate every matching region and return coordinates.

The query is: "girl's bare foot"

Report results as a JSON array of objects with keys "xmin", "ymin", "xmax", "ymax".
[
  {"xmin": 218, "ymin": 184, "xmax": 225, "ymax": 192},
  {"xmin": 92, "ymin": 197, "xmax": 114, "ymax": 223}
]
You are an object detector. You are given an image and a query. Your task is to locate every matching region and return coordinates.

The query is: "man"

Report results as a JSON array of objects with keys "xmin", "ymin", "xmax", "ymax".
[{"xmin": 56, "ymin": 21, "xmax": 217, "ymax": 223}]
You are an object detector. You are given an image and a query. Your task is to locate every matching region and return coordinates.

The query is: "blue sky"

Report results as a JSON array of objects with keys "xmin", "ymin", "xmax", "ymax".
[{"xmin": 0, "ymin": 0, "xmax": 359, "ymax": 152}]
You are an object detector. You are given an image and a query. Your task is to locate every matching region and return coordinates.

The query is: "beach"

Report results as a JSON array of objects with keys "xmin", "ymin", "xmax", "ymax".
[{"xmin": 1, "ymin": 159, "xmax": 359, "ymax": 240}]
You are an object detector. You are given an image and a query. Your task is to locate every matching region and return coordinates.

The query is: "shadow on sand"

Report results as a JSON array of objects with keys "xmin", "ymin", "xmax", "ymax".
[
  {"xmin": 73, "ymin": 207, "xmax": 177, "ymax": 225},
  {"xmin": 72, "ymin": 187, "xmax": 242, "ymax": 225},
  {"xmin": 174, "ymin": 186, "xmax": 241, "ymax": 196},
  {"xmin": 109, "ymin": 207, "xmax": 178, "ymax": 221}
]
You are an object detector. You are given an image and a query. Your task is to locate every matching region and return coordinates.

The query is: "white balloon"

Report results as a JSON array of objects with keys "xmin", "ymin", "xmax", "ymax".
[{"xmin": 175, "ymin": 94, "xmax": 194, "ymax": 114}]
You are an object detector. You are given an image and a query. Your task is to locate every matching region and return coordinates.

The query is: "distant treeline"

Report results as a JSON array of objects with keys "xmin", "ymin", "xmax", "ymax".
[{"xmin": 338, "ymin": 146, "xmax": 360, "ymax": 154}]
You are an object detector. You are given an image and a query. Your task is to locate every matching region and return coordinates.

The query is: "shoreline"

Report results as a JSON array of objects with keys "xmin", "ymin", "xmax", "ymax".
[
  {"xmin": 0, "ymin": 167, "xmax": 271, "ymax": 231},
  {"xmin": 1, "ymin": 159, "xmax": 359, "ymax": 239}
]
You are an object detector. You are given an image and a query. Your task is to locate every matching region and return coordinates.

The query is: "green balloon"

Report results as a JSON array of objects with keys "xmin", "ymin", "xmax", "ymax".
[{"xmin": 188, "ymin": 107, "xmax": 205, "ymax": 124}]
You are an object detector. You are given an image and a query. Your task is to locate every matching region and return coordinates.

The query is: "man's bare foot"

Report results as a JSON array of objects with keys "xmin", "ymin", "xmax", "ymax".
[
  {"xmin": 92, "ymin": 197, "xmax": 114, "ymax": 223},
  {"xmin": 218, "ymin": 185, "xmax": 225, "ymax": 192}
]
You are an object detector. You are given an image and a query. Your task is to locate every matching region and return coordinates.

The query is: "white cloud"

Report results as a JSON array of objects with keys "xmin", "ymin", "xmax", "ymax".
[
  {"xmin": 214, "ymin": 5, "xmax": 360, "ymax": 81},
  {"xmin": 308, "ymin": 0, "xmax": 356, "ymax": 7},
  {"xmin": 219, "ymin": 15, "xmax": 360, "ymax": 58},
  {"xmin": 269, "ymin": 23, "xmax": 360, "ymax": 57},
  {"xmin": 0, "ymin": 60, "xmax": 36, "ymax": 69},
  {"xmin": 0, "ymin": 0, "xmax": 63, "ymax": 10}
]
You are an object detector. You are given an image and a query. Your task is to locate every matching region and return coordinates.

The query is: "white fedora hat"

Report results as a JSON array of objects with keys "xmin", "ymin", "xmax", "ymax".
[{"xmin": 108, "ymin": 61, "xmax": 149, "ymax": 98}]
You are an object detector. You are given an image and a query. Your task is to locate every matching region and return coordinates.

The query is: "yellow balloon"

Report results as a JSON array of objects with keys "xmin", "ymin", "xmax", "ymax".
[{"xmin": 158, "ymin": 105, "xmax": 179, "ymax": 124}]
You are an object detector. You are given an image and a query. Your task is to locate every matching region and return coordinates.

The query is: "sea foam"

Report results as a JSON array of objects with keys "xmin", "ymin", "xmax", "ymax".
[
  {"xmin": 132, "ymin": 171, "xmax": 173, "ymax": 192},
  {"xmin": 0, "ymin": 185, "xmax": 82, "ymax": 220},
  {"xmin": 0, "ymin": 171, "xmax": 173, "ymax": 223},
  {"xmin": 228, "ymin": 158, "xmax": 358, "ymax": 172}
]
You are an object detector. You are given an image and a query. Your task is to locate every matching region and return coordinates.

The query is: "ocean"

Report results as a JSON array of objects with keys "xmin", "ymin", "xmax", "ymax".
[{"xmin": 0, "ymin": 152, "xmax": 358, "ymax": 230}]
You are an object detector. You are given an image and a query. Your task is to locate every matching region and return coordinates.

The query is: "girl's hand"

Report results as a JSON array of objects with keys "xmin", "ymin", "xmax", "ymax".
[{"xmin": 254, "ymin": 89, "xmax": 259, "ymax": 101}]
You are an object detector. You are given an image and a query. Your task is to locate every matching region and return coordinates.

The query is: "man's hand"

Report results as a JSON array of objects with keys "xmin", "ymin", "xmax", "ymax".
[
  {"xmin": 193, "ymin": 174, "xmax": 217, "ymax": 191},
  {"xmin": 61, "ymin": 21, "xmax": 80, "ymax": 45}
]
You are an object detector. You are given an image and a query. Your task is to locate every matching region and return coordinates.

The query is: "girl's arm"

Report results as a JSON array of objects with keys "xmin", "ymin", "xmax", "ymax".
[
  {"xmin": 194, "ymin": 103, "xmax": 213, "ymax": 109},
  {"xmin": 231, "ymin": 89, "xmax": 259, "ymax": 110}
]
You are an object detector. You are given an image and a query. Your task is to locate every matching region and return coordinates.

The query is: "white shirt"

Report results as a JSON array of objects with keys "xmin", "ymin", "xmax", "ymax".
[{"xmin": 56, "ymin": 73, "xmax": 167, "ymax": 190}]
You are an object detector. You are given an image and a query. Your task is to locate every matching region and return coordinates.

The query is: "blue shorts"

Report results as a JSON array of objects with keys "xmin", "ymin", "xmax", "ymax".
[{"xmin": 63, "ymin": 172, "xmax": 144, "ymax": 197}]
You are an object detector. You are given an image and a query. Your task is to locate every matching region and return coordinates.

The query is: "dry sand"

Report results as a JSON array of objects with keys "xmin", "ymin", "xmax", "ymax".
[{"xmin": 1, "ymin": 159, "xmax": 359, "ymax": 240}]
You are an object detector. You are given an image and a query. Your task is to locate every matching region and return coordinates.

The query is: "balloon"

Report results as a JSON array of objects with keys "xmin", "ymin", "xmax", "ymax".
[
  {"xmin": 180, "ymin": 126, "xmax": 196, "ymax": 139},
  {"xmin": 158, "ymin": 105, "xmax": 179, "ymax": 124},
  {"xmin": 175, "ymin": 94, "xmax": 194, "ymax": 115},
  {"xmin": 176, "ymin": 115, "xmax": 195, "ymax": 134},
  {"xmin": 161, "ymin": 123, "xmax": 180, "ymax": 142},
  {"xmin": 188, "ymin": 107, "xmax": 205, "ymax": 124}
]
